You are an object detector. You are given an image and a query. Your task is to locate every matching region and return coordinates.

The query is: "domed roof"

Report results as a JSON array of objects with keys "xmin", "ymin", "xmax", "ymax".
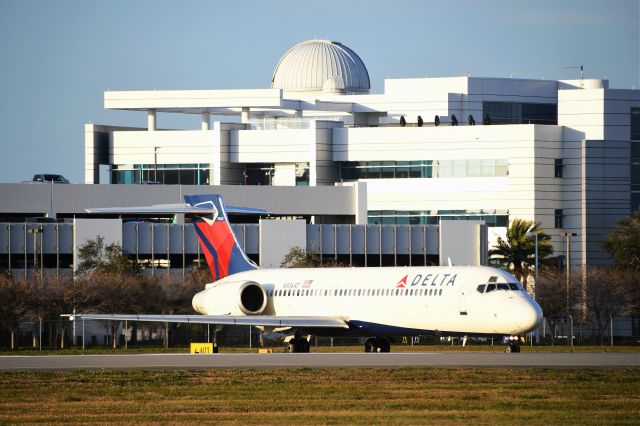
[{"xmin": 271, "ymin": 40, "xmax": 370, "ymax": 94}]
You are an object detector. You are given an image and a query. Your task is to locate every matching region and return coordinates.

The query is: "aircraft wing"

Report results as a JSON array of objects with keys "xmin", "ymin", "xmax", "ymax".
[{"xmin": 62, "ymin": 313, "xmax": 349, "ymax": 329}]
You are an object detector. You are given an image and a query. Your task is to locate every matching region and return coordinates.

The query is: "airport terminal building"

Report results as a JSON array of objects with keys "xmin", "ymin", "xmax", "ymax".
[{"xmin": 82, "ymin": 39, "xmax": 640, "ymax": 267}]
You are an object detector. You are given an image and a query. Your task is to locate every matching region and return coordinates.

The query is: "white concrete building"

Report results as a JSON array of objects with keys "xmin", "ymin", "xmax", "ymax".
[{"xmin": 85, "ymin": 39, "xmax": 640, "ymax": 266}]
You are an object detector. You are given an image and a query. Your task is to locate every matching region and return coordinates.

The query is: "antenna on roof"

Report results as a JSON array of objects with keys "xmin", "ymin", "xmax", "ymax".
[{"xmin": 564, "ymin": 65, "xmax": 584, "ymax": 87}]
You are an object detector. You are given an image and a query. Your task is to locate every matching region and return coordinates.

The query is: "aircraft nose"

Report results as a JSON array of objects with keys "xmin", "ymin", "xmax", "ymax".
[{"xmin": 519, "ymin": 299, "xmax": 543, "ymax": 332}]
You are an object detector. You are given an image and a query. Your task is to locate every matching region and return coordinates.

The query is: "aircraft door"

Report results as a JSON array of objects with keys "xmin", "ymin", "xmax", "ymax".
[{"xmin": 457, "ymin": 288, "xmax": 468, "ymax": 315}]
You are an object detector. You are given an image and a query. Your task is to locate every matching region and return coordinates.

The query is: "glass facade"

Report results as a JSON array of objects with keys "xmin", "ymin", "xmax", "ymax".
[
  {"xmin": 340, "ymin": 159, "xmax": 508, "ymax": 180},
  {"xmin": 554, "ymin": 209, "xmax": 563, "ymax": 229},
  {"xmin": 554, "ymin": 159, "xmax": 563, "ymax": 178},
  {"xmin": 632, "ymin": 109, "xmax": 640, "ymax": 212},
  {"xmin": 112, "ymin": 164, "xmax": 210, "ymax": 185},
  {"xmin": 244, "ymin": 163, "xmax": 275, "ymax": 185},
  {"xmin": 483, "ymin": 102, "xmax": 557, "ymax": 125},
  {"xmin": 295, "ymin": 163, "xmax": 310, "ymax": 186},
  {"xmin": 368, "ymin": 209, "xmax": 509, "ymax": 226},
  {"xmin": 243, "ymin": 163, "xmax": 310, "ymax": 186}
]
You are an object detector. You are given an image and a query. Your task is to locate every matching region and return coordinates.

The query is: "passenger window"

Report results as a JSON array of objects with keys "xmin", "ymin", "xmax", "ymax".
[
  {"xmin": 486, "ymin": 284, "xmax": 496, "ymax": 293},
  {"xmin": 497, "ymin": 284, "xmax": 509, "ymax": 291},
  {"xmin": 477, "ymin": 285, "xmax": 486, "ymax": 293},
  {"xmin": 439, "ymin": 289, "xmax": 442, "ymax": 296}
]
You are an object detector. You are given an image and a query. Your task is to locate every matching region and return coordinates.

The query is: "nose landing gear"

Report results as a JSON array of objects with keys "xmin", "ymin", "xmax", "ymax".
[{"xmin": 504, "ymin": 335, "xmax": 522, "ymax": 353}]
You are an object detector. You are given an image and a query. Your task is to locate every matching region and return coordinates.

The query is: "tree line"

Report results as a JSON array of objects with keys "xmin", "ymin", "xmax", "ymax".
[
  {"xmin": 0, "ymin": 237, "xmax": 207, "ymax": 350},
  {"xmin": 490, "ymin": 215, "xmax": 640, "ymax": 344}
]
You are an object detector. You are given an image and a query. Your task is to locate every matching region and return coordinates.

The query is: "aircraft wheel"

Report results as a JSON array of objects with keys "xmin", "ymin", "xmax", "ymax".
[
  {"xmin": 364, "ymin": 338, "xmax": 378, "ymax": 352},
  {"xmin": 379, "ymin": 338, "xmax": 391, "ymax": 353},
  {"xmin": 298, "ymin": 338, "xmax": 310, "ymax": 353}
]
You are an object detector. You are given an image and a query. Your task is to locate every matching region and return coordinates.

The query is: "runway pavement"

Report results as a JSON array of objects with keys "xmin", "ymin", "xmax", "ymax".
[{"xmin": 1, "ymin": 351, "xmax": 638, "ymax": 371}]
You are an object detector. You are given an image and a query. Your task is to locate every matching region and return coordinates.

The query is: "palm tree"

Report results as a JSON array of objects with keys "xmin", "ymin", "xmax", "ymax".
[{"xmin": 489, "ymin": 219, "xmax": 553, "ymax": 291}]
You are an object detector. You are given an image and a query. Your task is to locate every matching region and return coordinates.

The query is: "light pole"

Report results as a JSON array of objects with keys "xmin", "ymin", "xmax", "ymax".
[
  {"xmin": 27, "ymin": 226, "xmax": 43, "ymax": 277},
  {"xmin": 525, "ymin": 229, "xmax": 539, "ymax": 292},
  {"xmin": 562, "ymin": 231, "xmax": 577, "ymax": 346},
  {"xmin": 154, "ymin": 146, "xmax": 159, "ymax": 183}
]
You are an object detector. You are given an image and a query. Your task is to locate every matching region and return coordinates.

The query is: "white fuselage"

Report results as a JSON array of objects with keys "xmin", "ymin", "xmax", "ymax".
[{"xmin": 192, "ymin": 266, "xmax": 543, "ymax": 337}]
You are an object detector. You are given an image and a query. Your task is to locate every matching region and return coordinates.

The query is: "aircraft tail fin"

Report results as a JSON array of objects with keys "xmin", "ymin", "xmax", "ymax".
[{"xmin": 184, "ymin": 194, "xmax": 257, "ymax": 281}]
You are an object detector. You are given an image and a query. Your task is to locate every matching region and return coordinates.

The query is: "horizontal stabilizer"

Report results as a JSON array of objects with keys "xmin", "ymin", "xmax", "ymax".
[{"xmin": 85, "ymin": 203, "xmax": 270, "ymax": 215}]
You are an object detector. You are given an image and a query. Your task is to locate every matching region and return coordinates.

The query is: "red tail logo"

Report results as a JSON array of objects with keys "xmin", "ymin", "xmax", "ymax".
[{"xmin": 396, "ymin": 274, "xmax": 408, "ymax": 288}]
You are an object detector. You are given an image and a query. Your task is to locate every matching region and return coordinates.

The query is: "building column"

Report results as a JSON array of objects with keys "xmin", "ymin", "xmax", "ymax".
[
  {"xmin": 241, "ymin": 107, "xmax": 250, "ymax": 124},
  {"xmin": 201, "ymin": 112, "xmax": 211, "ymax": 130},
  {"xmin": 147, "ymin": 109, "xmax": 156, "ymax": 131}
]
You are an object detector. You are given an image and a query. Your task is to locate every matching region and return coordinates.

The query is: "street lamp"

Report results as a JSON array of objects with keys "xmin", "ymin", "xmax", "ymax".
[
  {"xmin": 562, "ymin": 231, "xmax": 578, "ymax": 346},
  {"xmin": 27, "ymin": 226, "xmax": 43, "ymax": 278},
  {"xmin": 154, "ymin": 146, "xmax": 159, "ymax": 183},
  {"xmin": 525, "ymin": 228, "xmax": 539, "ymax": 292}
]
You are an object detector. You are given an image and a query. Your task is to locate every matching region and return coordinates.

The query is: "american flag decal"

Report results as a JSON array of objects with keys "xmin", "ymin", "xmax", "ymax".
[{"xmin": 302, "ymin": 280, "xmax": 313, "ymax": 288}]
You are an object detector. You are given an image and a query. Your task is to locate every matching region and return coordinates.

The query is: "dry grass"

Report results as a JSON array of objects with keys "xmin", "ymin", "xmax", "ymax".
[{"xmin": 0, "ymin": 368, "xmax": 638, "ymax": 424}]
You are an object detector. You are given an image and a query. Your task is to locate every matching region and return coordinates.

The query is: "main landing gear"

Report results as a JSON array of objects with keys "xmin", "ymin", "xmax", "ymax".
[
  {"xmin": 364, "ymin": 337, "xmax": 391, "ymax": 353},
  {"xmin": 285, "ymin": 336, "xmax": 310, "ymax": 353},
  {"xmin": 504, "ymin": 336, "xmax": 521, "ymax": 353}
]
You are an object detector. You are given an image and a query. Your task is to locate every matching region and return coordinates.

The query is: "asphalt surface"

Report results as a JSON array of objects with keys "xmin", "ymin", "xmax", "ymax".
[{"xmin": 0, "ymin": 352, "xmax": 638, "ymax": 371}]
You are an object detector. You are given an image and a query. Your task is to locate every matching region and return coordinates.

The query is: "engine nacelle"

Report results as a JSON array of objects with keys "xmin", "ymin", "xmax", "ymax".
[
  {"xmin": 192, "ymin": 280, "xmax": 267, "ymax": 316},
  {"xmin": 236, "ymin": 281, "xmax": 267, "ymax": 315}
]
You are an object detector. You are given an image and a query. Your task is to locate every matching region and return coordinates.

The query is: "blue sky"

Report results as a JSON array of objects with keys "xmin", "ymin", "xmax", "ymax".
[{"xmin": 0, "ymin": 0, "xmax": 638, "ymax": 183}]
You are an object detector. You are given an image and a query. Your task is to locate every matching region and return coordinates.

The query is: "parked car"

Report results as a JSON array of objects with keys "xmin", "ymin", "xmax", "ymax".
[{"xmin": 31, "ymin": 174, "xmax": 69, "ymax": 183}]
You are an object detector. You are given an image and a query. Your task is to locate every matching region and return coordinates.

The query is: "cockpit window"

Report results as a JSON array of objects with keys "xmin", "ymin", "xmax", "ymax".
[
  {"xmin": 508, "ymin": 283, "xmax": 520, "ymax": 290},
  {"xmin": 477, "ymin": 284, "xmax": 486, "ymax": 293},
  {"xmin": 486, "ymin": 284, "xmax": 496, "ymax": 292},
  {"xmin": 497, "ymin": 283, "xmax": 509, "ymax": 291}
]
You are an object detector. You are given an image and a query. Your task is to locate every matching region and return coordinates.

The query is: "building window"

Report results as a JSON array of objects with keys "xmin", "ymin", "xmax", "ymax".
[
  {"xmin": 632, "ymin": 142, "xmax": 640, "ymax": 213},
  {"xmin": 111, "ymin": 163, "xmax": 210, "ymax": 185},
  {"xmin": 368, "ymin": 209, "xmax": 509, "ymax": 227},
  {"xmin": 631, "ymin": 108, "xmax": 640, "ymax": 140},
  {"xmin": 295, "ymin": 163, "xmax": 310, "ymax": 186},
  {"xmin": 554, "ymin": 209, "xmax": 564, "ymax": 228},
  {"xmin": 554, "ymin": 159, "xmax": 563, "ymax": 178},
  {"xmin": 244, "ymin": 163, "xmax": 274, "ymax": 185},
  {"xmin": 340, "ymin": 159, "xmax": 508, "ymax": 180},
  {"xmin": 483, "ymin": 102, "xmax": 557, "ymax": 125}
]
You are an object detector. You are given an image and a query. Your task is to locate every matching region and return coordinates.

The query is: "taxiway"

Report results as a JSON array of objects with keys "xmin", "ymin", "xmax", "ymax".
[{"xmin": 1, "ymin": 352, "xmax": 638, "ymax": 371}]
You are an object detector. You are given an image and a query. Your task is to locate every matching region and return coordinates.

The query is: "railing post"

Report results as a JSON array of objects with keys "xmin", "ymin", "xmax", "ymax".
[
  {"xmin": 610, "ymin": 315, "xmax": 614, "ymax": 347},
  {"xmin": 570, "ymin": 315, "xmax": 574, "ymax": 347}
]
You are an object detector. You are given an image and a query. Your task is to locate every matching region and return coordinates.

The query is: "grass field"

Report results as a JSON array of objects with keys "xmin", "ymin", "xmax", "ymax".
[{"xmin": 0, "ymin": 368, "xmax": 638, "ymax": 424}]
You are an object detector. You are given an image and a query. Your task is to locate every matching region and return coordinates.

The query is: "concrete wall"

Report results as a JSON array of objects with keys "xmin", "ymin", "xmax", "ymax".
[
  {"xmin": 439, "ymin": 220, "xmax": 486, "ymax": 266},
  {"xmin": 0, "ymin": 184, "xmax": 360, "ymax": 218},
  {"xmin": 259, "ymin": 219, "xmax": 307, "ymax": 267}
]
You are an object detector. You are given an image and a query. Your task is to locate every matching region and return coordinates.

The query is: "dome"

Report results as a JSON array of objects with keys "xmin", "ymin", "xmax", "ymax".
[{"xmin": 271, "ymin": 40, "xmax": 370, "ymax": 94}]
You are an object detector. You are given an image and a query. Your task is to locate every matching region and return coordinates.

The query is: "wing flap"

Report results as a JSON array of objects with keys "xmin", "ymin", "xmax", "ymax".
[{"xmin": 62, "ymin": 314, "xmax": 349, "ymax": 329}]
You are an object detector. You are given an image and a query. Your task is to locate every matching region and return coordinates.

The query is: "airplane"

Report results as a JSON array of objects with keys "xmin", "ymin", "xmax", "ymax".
[{"xmin": 65, "ymin": 194, "xmax": 543, "ymax": 353}]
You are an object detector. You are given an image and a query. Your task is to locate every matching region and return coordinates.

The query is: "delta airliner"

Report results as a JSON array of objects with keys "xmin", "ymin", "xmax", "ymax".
[{"xmin": 66, "ymin": 194, "xmax": 543, "ymax": 353}]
